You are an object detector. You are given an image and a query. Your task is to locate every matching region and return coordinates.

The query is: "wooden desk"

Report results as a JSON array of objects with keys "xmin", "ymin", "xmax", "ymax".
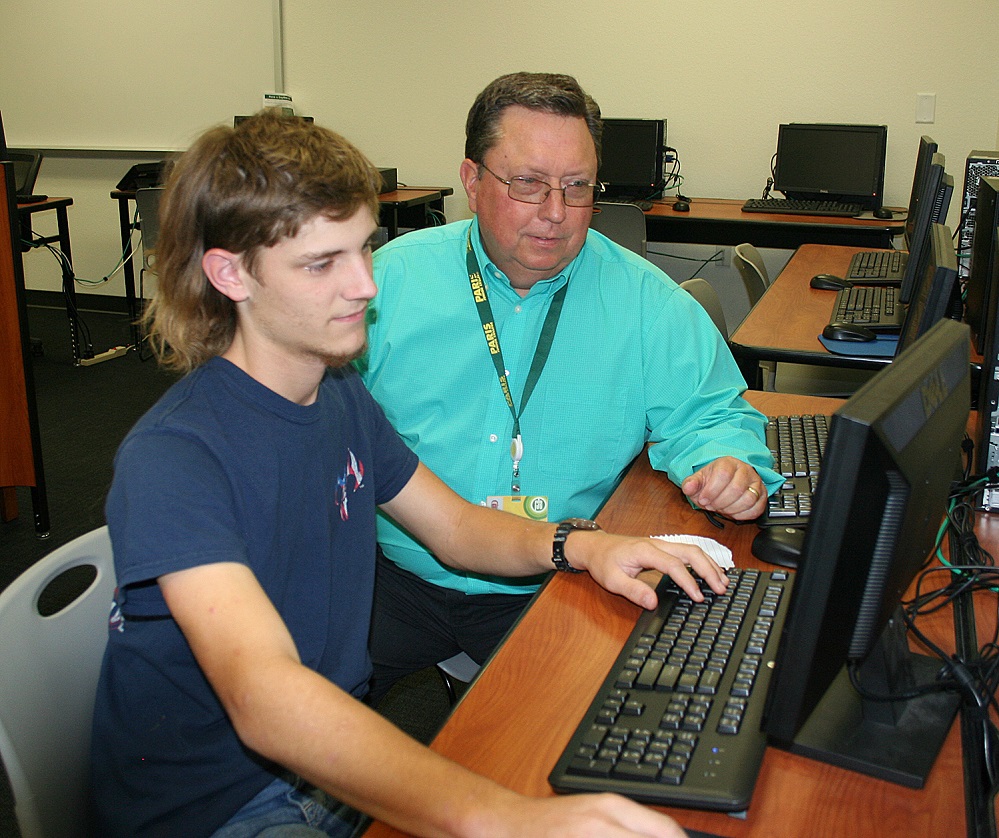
[
  {"xmin": 377, "ymin": 187, "xmax": 453, "ymax": 240},
  {"xmin": 643, "ymin": 198, "xmax": 904, "ymax": 249},
  {"xmin": 364, "ymin": 390, "xmax": 994, "ymax": 838},
  {"xmin": 2, "ymin": 164, "xmax": 50, "ymax": 536},
  {"xmin": 728, "ymin": 243, "xmax": 984, "ymax": 389},
  {"xmin": 728, "ymin": 244, "xmax": 884, "ymax": 384}
]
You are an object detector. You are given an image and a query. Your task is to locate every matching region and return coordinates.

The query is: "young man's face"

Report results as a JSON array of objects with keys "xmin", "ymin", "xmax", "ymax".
[
  {"xmin": 460, "ymin": 105, "xmax": 598, "ymax": 294},
  {"xmin": 235, "ymin": 207, "xmax": 379, "ymax": 370}
]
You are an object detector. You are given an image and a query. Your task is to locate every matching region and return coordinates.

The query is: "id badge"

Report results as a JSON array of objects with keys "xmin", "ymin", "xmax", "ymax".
[{"xmin": 485, "ymin": 494, "xmax": 550, "ymax": 521}]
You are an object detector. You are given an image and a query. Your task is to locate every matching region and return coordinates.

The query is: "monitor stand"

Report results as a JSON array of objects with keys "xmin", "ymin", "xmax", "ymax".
[{"xmin": 784, "ymin": 611, "xmax": 959, "ymax": 788}]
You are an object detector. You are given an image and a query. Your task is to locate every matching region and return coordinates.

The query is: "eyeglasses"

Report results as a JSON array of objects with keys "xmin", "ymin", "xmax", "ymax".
[{"xmin": 479, "ymin": 163, "xmax": 605, "ymax": 208}]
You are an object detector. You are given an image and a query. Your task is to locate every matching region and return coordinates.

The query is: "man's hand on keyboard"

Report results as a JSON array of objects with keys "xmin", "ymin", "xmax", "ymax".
[
  {"xmin": 681, "ymin": 456, "xmax": 768, "ymax": 521},
  {"xmin": 568, "ymin": 529, "xmax": 728, "ymax": 610}
]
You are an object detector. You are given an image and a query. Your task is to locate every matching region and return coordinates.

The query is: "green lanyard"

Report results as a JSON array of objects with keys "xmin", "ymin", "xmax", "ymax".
[{"xmin": 466, "ymin": 231, "xmax": 568, "ymax": 492}]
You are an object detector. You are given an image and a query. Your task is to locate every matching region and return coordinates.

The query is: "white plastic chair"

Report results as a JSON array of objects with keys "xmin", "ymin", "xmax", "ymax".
[
  {"xmin": 435, "ymin": 652, "xmax": 480, "ymax": 705},
  {"xmin": 590, "ymin": 202, "xmax": 648, "ymax": 258},
  {"xmin": 680, "ymin": 278, "xmax": 728, "ymax": 338},
  {"xmin": 0, "ymin": 527, "xmax": 115, "ymax": 838}
]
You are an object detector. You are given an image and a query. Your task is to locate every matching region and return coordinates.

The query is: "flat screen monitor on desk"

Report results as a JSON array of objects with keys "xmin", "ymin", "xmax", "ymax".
[
  {"xmin": 774, "ymin": 123, "xmax": 887, "ymax": 211},
  {"xmin": 763, "ymin": 317, "xmax": 969, "ymax": 787},
  {"xmin": 899, "ymin": 153, "xmax": 953, "ymax": 304},
  {"xmin": 903, "ymin": 135, "xmax": 939, "ymax": 244},
  {"xmin": 598, "ymin": 118, "xmax": 665, "ymax": 201},
  {"xmin": 0, "ymin": 109, "xmax": 7, "ymax": 160}
]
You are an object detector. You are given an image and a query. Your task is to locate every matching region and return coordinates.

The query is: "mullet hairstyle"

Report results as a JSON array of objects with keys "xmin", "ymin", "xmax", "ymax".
[
  {"xmin": 144, "ymin": 109, "xmax": 382, "ymax": 373},
  {"xmin": 464, "ymin": 72, "xmax": 603, "ymax": 166}
]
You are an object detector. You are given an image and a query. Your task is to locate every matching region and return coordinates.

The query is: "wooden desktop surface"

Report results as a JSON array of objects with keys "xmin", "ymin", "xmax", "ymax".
[{"xmin": 364, "ymin": 390, "xmax": 995, "ymax": 838}]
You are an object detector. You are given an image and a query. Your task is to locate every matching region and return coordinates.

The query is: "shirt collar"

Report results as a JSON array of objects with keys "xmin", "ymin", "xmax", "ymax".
[{"xmin": 468, "ymin": 217, "xmax": 578, "ymax": 299}]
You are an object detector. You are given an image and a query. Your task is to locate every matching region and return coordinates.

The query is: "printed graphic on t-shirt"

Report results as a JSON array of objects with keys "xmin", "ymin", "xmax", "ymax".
[{"xmin": 336, "ymin": 449, "xmax": 365, "ymax": 520}]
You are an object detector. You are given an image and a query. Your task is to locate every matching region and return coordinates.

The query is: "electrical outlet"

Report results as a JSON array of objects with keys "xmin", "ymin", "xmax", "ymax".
[{"xmin": 718, "ymin": 247, "xmax": 730, "ymax": 268}]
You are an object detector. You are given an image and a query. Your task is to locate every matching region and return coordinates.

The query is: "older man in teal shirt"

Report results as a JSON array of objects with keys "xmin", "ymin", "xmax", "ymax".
[{"xmin": 361, "ymin": 72, "xmax": 781, "ymax": 702}]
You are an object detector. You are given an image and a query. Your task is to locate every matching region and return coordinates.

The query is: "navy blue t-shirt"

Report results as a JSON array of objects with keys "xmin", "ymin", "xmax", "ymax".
[{"xmin": 91, "ymin": 358, "xmax": 418, "ymax": 837}]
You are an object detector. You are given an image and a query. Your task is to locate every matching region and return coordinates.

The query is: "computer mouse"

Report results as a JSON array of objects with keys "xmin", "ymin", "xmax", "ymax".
[
  {"xmin": 809, "ymin": 273, "xmax": 852, "ymax": 291},
  {"xmin": 672, "ymin": 200, "xmax": 690, "ymax": 212},
  {"xmin": 752, "ymin": 526, "xmax": 805, "ymax": 570},
  {"xmin": 822, "ymin": 322, "xmax": 877, "ymax": 342},
  {"xmin": 873, "ymin": 207, "xmax": 894, "ymax": 220}
]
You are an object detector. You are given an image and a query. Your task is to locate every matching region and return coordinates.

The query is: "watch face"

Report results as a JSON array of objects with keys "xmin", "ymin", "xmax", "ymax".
[{"xmin": 562, "ymin": 518, "xmax": 601, "ymax": 531}]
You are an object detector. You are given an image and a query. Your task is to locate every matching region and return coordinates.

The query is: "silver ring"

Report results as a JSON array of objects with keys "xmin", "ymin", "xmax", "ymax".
[{"xmin": 746, "ymin": 485, "xmax": 760, "ymax": 499}]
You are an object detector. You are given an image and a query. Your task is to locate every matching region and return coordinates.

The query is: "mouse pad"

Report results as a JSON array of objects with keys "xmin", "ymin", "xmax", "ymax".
[{"xmin": 818, "ymin": 333, "xmax": 898, "ymax": 358}]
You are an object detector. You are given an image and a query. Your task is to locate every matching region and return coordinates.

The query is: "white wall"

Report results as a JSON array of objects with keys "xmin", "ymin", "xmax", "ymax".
[{"xmin": 16, "ymin": 0, "xmax": 999, "ymax": 303}]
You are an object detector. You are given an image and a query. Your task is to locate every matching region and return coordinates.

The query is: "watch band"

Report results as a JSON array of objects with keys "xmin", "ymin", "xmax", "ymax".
[{"xmin": 552, "ymin": 518, "xmax": 602, "ymax": 573}]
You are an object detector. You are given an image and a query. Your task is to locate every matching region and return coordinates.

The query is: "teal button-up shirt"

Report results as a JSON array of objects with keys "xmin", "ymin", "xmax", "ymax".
[{"xmin": 362, "ymin": 218, "xmax": 781, "ymax": 594}]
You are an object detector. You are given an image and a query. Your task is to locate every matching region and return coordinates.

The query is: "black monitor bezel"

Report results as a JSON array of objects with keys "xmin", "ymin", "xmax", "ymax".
[
  {"xmin": 597, "ymin": 118, "xmax": 666, "ymax": 200},
  {"xmin": 773, "ymin": 123, "xmax": 888, "ymax": 210}
]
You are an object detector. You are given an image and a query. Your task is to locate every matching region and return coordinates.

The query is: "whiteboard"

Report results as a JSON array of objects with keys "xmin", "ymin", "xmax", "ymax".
[{"xmin": 0, "ymin": 0, "xmax": 281, "ymax": 151}]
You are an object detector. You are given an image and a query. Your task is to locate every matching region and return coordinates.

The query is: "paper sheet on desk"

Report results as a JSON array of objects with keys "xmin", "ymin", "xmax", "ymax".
[{"xmin": 652, "ymin": 534, "xmax": 734, "ymax": 569}]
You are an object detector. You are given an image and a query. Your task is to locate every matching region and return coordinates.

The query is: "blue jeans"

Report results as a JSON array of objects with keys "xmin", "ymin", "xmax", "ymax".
[{"xmin": 211, "ymin": 775, "xmax": 369, "ymax": 838}]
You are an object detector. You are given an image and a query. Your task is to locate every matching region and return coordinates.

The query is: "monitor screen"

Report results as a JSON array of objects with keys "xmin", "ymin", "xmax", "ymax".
[
  {"xmin": 899, "ymin": 154, "xmax": 953, "ymax": 305},
  {"xmin": 903, "ymin": 136, "xmax": 938, "ymax": 245},
  {"xmin": 762, "ymin": 317, "xmax": 969, "ymax": 787},
  {"xmin": 0, "ymin": 109, "xmax": 7, "ymax": 161},
  {"xmin": 964, "ymin": 176, "xmax": 999, "ymax": 356},
  {"xmin": 896, "ymin": 223, "xmax": 959, "ymax": 353},
  {"xmin": 598, "ymin": 118, "xmax": 666, "ymax": 200},
  {"xmin": 774, "ymin": 123, "xmax": 887, "ymax": 210}
]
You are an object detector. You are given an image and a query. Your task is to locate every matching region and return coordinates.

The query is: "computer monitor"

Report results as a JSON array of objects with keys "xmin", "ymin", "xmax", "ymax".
[
  {"xmin": 0, "ymin": 109, "xmax": 7, "ymax": 161},
  {"xmin": 762, "ymin": 317, "xmax": 969, "ymax": 787},
  {"xmin": 598, "ymin": 118, "xmax": 666, "ymax": 201},
  {"xmin": 902, "ymin": 135, "xmax": 938, "ymax": 245},
  {"xmin": 964, "ymin": 176, "xmax": 999, "ymax": 355},
  {"xmin": 773, "ymin": 123, "xmax": 888, "ymax": 211},
  {"xmin": 895, "ymin": 224, "xmax": 959, "ymax": 354},
  {"xmin": 898, "ymin": 153, "xmax": 953, "ymax": 305}
]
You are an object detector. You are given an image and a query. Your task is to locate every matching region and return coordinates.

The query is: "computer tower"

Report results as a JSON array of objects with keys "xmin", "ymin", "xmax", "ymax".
[{"xmin": 959, "ymin": 150, "xmax": 999, "ymax": 280}]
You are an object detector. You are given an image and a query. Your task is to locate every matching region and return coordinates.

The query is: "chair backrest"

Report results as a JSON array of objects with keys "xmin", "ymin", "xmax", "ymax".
[
  {"xmin": 590, "ymin": 202, "xmax": 647, "ymax": 258},
  {"xmin": 0, "ymin": 527, "xmax": 115, "ymax": 838},
  {"xmin": 135, "ymin": 187, "xmax": 164, "ymax": 269},
  {"xmin": 7, "ymin": 150, "xmax": 42, "ymax": 198},
  {"xmin": 733, "ymin": 242, "xmax": 770, "ymax": 308},
  {"xmin": 680, "ymin": 278, "xmax": 728, "ymax": 338}
]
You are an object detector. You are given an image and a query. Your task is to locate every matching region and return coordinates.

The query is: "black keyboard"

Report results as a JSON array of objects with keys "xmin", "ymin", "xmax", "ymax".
[
  {"xmin": 601, "ymin": 195, "xmax": 654, "ymax": 211},
  {"xmin": 741, "ymin": 198, "xmax": 863, "ymax": 217},
  {"xmin": 846, "ymin": 249, "xmax": 907, "ymax": 283},
  {"xmin": 759, "ymin": 414, "xmax": 828, "ymax": 527},
  {"xmin": 549, "ymin": 568, "xmax": 794, "ymax": 811},
  {"xmin": 829, "ymin": 285, "xmax": 904, "ymax": 332}
]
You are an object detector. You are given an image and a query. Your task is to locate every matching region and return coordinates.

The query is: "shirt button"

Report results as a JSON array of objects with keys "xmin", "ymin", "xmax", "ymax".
[
  {"xmin": 489, "ymin": 434, "xmax": 498, "ymax": 443},
  {"xmin": 514, "ymin": 305, "xmax": 522, "ymax": 313}
]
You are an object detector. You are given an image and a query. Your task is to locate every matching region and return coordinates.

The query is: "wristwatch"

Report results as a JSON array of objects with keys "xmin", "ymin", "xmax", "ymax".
[{"xmin": 552, "ymin": 518, "xmax": 602, "ymax": 573}]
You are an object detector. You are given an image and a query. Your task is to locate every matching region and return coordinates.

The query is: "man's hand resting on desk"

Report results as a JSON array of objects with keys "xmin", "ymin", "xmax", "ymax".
[{"xmin": 681, "ymin": 456, "xmax": 768, "ymax": 521}]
